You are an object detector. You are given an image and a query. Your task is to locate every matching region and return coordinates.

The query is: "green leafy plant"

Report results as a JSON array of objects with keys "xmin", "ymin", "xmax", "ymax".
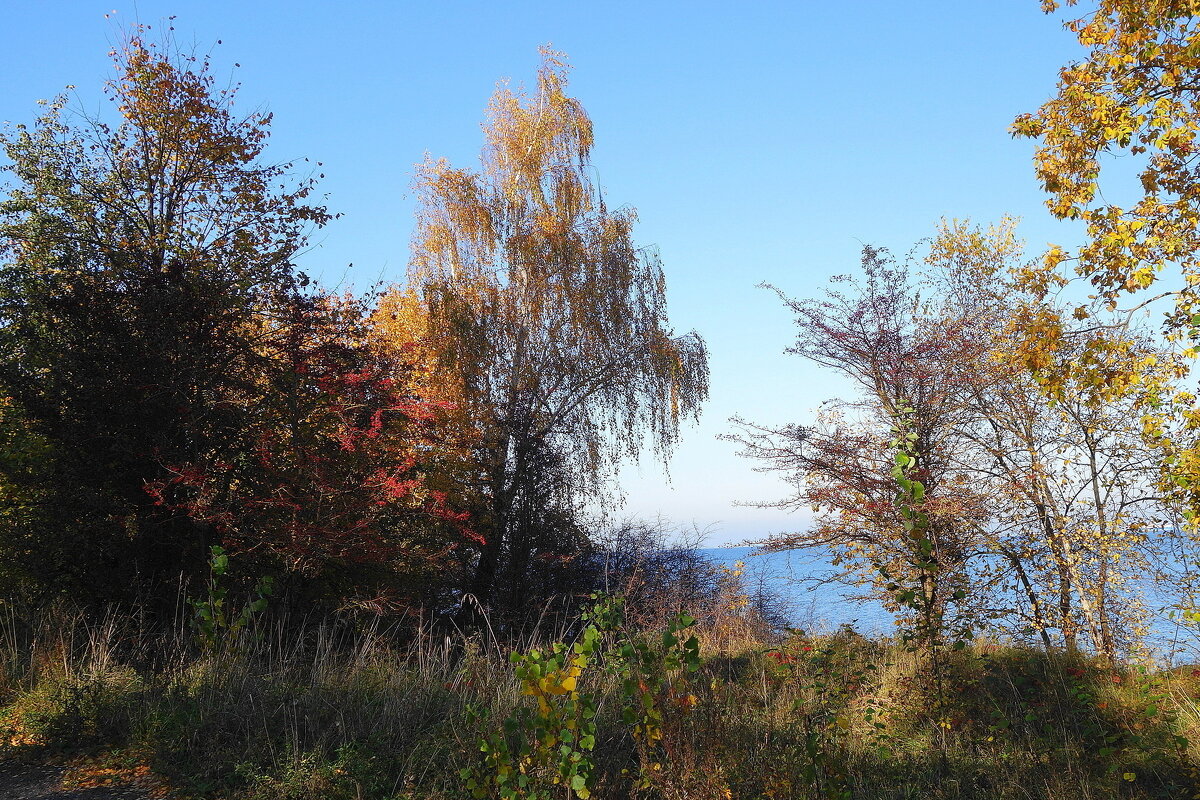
[
  {"xmin": 460, "ymin": 595, "xmax": 705, "ymax": 798},
  {"xmin": 878, "ymin": 407, "xmax": 974, "ymax": 774},
  {"xmin": 765, "ymin": 637, "xmax": 855, "ymax": 800},
  {"xmin": 459, "ymin": 618, "xmax": 603, "ymax": 799},
  {"xmin": 189, "ymin": 546, "xmax": 273, "ymax": 652},
  {"xmin": 613, "ymin": 608, "xmax": 701, "ymax": 788}
]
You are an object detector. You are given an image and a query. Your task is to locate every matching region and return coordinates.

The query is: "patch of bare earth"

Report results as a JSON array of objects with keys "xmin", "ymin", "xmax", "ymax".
[{"xmin": 0, "ymin": 759, "xmax": 177, "ymax": 800}]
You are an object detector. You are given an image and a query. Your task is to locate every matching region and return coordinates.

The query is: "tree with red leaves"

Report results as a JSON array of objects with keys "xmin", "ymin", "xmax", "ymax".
[{"xmin": 146, "ymin": 292, "xmax": 475, "ymax": 611}]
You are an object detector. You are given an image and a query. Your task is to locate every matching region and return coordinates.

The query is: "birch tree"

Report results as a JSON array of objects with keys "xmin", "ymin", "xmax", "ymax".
[{"xmin": 402, "ymin": 49, "xmax": 708, "ymax": 615}]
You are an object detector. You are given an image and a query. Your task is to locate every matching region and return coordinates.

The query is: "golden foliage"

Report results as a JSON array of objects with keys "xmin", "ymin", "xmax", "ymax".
[
  {"xmin": 401, "ymin": 47, "xmax": 709, "ymax": 609},
  {"xmin": 1017, "ymin": 2, "xmax": 1200, "ymax": 520},
  {"xmin": 737, "ymin": 219, "xmax": 1181, "ymax": 660},
  {"xmin": 408, "ymin": 46, "xmax": 708, "ymax": 499}
]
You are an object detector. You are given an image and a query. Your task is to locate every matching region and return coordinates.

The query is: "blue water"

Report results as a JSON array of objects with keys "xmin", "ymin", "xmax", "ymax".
[
  {"xmin": 699, "ymin": 546, "xmax": 892, "ymax": 634},
  {"xmin": 699, "ymin": 546, "xmax": 1200, "ymax": 664}
]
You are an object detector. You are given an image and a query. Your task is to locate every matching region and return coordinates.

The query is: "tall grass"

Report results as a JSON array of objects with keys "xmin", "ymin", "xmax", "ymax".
[{"xmin": 1, "ymin": 599, "xmax": 1199, "ymax": 799}]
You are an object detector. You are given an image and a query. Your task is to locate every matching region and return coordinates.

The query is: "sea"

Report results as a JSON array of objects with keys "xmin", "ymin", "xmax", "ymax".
[{"xmin": 698, "ymin": 545, "xmax": 1200, "ymax": 665}]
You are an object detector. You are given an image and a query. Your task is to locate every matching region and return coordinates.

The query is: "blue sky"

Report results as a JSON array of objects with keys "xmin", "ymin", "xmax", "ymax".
[{"xmin": 1, "ymin": 1, "xmax": 1090, "ymax": 545}]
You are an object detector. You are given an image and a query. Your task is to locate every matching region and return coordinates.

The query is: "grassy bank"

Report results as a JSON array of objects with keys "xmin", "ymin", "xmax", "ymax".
[{"xmin": 1, "ymin": 604, "xmax": 1198, "ymax": 799}]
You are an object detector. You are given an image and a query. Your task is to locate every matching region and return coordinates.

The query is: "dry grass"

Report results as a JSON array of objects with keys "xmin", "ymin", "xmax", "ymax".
[{"xmin": 0, "ymin": 599, "xmax": 1198, "ymax": 799}]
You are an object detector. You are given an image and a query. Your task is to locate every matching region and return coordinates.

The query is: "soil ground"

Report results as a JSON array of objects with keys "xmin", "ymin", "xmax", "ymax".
[{"xmin": 0, "ymin": 761, "xmax": 158, "ymax": 800}]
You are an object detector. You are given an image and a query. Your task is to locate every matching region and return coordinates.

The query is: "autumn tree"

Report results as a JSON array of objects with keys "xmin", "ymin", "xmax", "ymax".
[
  {"xmin": 1014, "ymin": 0, "xmax": 1200, "ymax": 318},
  {"xmin": 400, "ymin": 48, "xmax": 709, "ymax": 618},
  {"xmin": 145, "ymin": 291, "xmax": 475, "ymax": 613},
  {"xmin": 0, "ymin": 31, "xmax": 329, "ymax": 605},
  {"xmin": 730, "ymin": 220, "xmax": 1181, "ymax": 661},
  {"xmin": 928, "ymin": 220, "xmax": 1177, "ymax": 660},
  {"xmin": 1013, "ymin": 0, "xmax": 1200, "ymax": 513},
  {"xmin": 727, "ymin": 245, "xmax": 989, "ymax": 643}
]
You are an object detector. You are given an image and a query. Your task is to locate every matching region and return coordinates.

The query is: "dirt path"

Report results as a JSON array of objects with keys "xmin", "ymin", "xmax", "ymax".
[{"xmin": 0, "ymin": 762, "xmax": 158, "ymax": 800}]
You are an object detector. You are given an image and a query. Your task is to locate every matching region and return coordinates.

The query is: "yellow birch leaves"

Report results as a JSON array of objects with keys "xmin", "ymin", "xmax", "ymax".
[{"xmin": 406, "ymin": 47, "xmax": 708, "ymax": 501}]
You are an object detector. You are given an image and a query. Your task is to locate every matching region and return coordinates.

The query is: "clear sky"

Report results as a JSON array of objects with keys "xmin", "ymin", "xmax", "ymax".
[{"xmin": 1, "ymin": 1, "xmax": 1091, "ymax": 546}]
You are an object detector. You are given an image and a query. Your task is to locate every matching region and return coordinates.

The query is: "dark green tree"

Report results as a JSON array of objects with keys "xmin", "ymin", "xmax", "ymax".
[{"xmin": 0, "ymin": 31, "xmax": 329, "ymax": 605}]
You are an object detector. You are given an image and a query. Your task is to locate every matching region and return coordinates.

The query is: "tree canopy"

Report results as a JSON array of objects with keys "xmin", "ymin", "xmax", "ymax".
[{"xmin": 400, "ymin": 48, "xmax": 709, "ymax": 614}]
